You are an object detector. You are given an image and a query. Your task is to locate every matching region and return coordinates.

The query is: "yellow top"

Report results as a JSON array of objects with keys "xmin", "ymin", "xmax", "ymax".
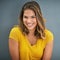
[{"xmin": 9, "ymin": 26, "xmax": 54, "ymax": 60}]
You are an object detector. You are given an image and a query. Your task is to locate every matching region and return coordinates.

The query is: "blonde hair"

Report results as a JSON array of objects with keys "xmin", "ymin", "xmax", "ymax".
[{"xmin": 19, "ymin": 1, "xmax": 45, "ymax": 39}]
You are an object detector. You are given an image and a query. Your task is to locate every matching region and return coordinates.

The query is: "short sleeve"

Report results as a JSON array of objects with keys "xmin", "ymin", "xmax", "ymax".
[
  {"xmin": 45, "ymin": 29, "xmax": 54, "ymax": 44},
  {"xmin": 9, "ymin": 27, "xmax": 19, "ymax": 42}
]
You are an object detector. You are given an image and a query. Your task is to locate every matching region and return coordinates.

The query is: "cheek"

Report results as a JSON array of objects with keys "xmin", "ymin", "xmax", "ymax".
[
  {"xmin": 23, "ymin": 18, "xmax": 25, "ymax": 22},
  {"xmin": 23, "ymin": 19, "xmax": 27, "ymax": 25},
  {"xmin": 34, "ymin": 19, "xmax": 37, "ymax": 25},
  {"xmin": 35, "ymin": 22, "xmax": 37, "ymax": 26}
]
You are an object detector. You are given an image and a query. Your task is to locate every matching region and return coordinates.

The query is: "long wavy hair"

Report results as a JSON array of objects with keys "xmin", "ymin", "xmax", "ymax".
[{"xmin": 19, "ymin": 1, "xmax": 45, "ymax": 39}]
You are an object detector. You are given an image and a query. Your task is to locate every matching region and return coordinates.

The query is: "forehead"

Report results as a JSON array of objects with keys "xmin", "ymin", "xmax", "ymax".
[{"xmin": 23, "ymin": 9, "xmax": 35, "ymax": 16}]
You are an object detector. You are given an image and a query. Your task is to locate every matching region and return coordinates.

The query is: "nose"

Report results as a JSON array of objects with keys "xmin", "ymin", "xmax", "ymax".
[{"xmin": 27, "ymin": 18, "xmax": 32, "ymax": 23}]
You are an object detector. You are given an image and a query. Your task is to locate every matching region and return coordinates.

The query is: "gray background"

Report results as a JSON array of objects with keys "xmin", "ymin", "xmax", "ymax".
[{"xmin": 0, "ymin": 0, "xmax": 60, "ymax": 60}]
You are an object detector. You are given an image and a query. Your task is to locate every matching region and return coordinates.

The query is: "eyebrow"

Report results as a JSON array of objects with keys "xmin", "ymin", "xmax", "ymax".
[{"xmin": 23, "ymin": 15, "xmax": 36, "ymax": 17}]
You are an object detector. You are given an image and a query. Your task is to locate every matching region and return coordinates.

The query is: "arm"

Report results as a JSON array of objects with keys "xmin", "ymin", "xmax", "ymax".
[
  {"xmin": 42, "ymin": 40, "xmax": 53, "ymax": 60},
  {"xmin": 9, "ymin": 38, "xmax": 20, "ymax": 60}
]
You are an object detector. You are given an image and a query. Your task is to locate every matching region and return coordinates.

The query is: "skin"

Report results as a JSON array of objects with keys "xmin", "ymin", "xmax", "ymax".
[
  {"xmin": 9, "ymin": 9, "xmax": 53, "ymax": 60},
  {"xmin": 23, "ymin": 9, "xmax": 37, "ymax": 32},
  {"xmin": 9, "ymin": 38, "xmax": 19, "ymax": 60},
  {"xmin": 42, "ymin": 41, "xmax": 53, "ymax": 60}
]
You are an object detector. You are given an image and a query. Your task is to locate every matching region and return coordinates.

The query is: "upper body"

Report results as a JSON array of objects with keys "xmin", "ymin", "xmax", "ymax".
[
  {"xmin": 9, "ymin": 1, "xmax": 54, "ymax": 60},
  {"xmin": 9, "ymin": 26, "xmax": 53, "ymax": 60}
]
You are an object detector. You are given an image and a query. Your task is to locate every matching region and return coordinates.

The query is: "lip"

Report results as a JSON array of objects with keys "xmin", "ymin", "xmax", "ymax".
[{"xmin": 27, "ymin": 23, "xmax": 33, "ymax": 26}]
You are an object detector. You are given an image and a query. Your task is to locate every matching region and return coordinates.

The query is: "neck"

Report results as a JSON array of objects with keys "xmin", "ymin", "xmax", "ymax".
[{"xmin": 28, "ymin": 29, "xmax": 35, "ymax": 36}]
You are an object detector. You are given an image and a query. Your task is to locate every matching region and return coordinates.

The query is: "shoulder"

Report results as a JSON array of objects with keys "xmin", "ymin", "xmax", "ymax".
[
  {"xmin": 44, "ymin": 29, "xmax": 54, "ymax": 43},
  {"xmin": 9, "ymin": 25, "xmax": 23, "ymax": 38},
  {"xmin": 9, "ymin": 25, "xmax": 23, "ymax": 41},
  {"xmin": 10, "ymin": 25, "xmax": 22, "ymax": 33},
  {"xmin": 45, "ymin": 29, "xmax": 54, "ymax": 38}
]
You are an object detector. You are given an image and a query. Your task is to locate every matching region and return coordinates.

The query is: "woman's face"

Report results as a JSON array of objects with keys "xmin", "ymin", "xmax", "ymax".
[{"xmin": 23, "ymin": 9, "xmax": 37, "ymax": 31}]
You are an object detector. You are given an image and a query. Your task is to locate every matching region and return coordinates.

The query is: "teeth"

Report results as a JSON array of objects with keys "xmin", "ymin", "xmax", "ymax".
[{"xmin": 27, "ymin": 23, "xmax": 33, "ymax": 26}]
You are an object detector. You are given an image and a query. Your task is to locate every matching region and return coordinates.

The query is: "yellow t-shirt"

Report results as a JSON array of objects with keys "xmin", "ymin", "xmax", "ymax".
[{"xmin": 9, "ymin": 26, "xmax": 54, "ymax": 60}]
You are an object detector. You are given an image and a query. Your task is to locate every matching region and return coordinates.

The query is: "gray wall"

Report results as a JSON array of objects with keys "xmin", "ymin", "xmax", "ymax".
[{"xmin": 0, "ymin": 0, "xmax": 60, "ymax": 60}]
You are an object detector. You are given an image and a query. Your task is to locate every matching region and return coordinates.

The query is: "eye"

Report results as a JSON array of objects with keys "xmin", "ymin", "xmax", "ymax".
[
  {"xmin": 23, "ymin": 16, "xmax": 28, "ymax": 19},
  {"xmin": 31, "ymin": 16, "xmax": 36, "ymax": 18}
]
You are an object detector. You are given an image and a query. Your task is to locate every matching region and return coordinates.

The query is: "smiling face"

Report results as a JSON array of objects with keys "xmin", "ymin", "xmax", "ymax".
[{"xmin": 23, "ymin": 9, "xmax": 37, "ymax": 31}]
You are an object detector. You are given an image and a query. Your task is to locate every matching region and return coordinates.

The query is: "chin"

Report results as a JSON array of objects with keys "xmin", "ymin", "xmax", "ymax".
[{"xmin": 27, "ymin": 27, "xmax": 35, "ymax": 31}]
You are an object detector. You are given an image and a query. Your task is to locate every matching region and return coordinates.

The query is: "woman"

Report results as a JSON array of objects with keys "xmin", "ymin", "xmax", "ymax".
[{"xmin": 9, "ymin": 1, "xmax": 54, "ymax": 60}]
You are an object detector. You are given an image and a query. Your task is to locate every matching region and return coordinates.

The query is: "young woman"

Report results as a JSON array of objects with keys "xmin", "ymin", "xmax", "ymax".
[{"xmin": 9, "ymin": 1, "xmax": 54, "ymax": 60}]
